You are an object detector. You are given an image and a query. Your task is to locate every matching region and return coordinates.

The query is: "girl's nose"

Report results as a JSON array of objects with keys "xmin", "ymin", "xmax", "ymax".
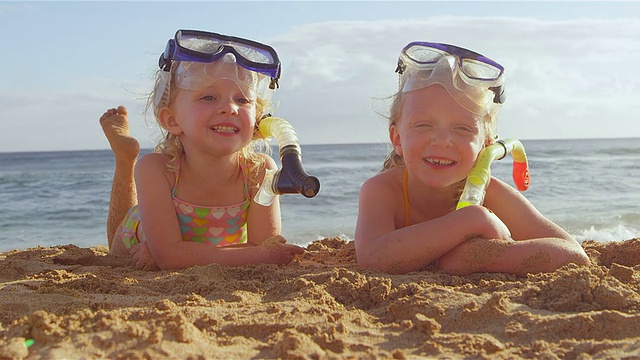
[
  {"xmin": 430, "ymin": 127, "xmax": 453, "ymax": 147},
  {"xmin": 218, "ymin": 98, "xmax": 239, "ymax": 115}
]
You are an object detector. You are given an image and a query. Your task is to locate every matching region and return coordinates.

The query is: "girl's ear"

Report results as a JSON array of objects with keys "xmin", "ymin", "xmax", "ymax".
[
  {"xmin": 158, "ymin": 107, "xmax": 182, "ymax": 135},
  {"xmin": 390, "ymin": 124, "xmax": 403, "ymax": 157}
]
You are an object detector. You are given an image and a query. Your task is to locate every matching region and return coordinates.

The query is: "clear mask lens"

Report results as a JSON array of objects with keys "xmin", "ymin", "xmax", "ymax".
[
  {"xmin": 460, "ymin": 58, "xmax": 502, "ymax": 80},
  {"xmin": 229, "ymin": 43, "xmax": 276, "ymax": 65},
  {"xmin": 177, "ymin": 34, "xmax": 223, "ymax": 54},
  {"xmin": 405, "ymin": 46, "xmax": 449, "ymax": 64},
  {"xmin": 177, "ymin": 32, "xmax": 277, "ymax": 66},
  {"xmin": 401, "ymin": 55, "xmax": 497, "ymax": 116}
]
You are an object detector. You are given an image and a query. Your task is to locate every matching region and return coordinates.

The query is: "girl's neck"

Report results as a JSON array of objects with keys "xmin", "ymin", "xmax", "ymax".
[
  {"xmin": 180, "ymin": 151, "xmax": 242, "ymax": 184},
  {"xmin": 407, "ymin": 175, "xmax": 462, "ymax": 214}
]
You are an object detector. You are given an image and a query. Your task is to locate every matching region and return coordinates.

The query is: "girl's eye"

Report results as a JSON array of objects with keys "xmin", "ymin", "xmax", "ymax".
[
  {"xmin": 236, "ymin": 97, "xmax": 251, "ymax": 105},
  {"xmin": 455, "ymin": 124, "xmax": 477, "ymax": 133},
  {"xmin": 201, "ymin": 95, "xmax": 216, "ymax": 101}
]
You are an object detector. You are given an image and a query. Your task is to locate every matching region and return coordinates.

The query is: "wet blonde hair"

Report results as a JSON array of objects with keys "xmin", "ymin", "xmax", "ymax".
[
  {"xmin": 381, "ymin": 76, "xmax": 500, "ymax": 171},
  {"xmin": 145, "ymin": 65, "xmax": 272, "ymax": 178}
]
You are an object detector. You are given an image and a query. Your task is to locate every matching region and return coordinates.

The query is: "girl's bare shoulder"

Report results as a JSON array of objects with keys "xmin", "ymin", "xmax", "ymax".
[
  {"xmin": 135, "ymin": 152, "xmax": 176, "ymax": 185},
  {"xmin": 361, "ymin": 166, "xmax": 404, "ymax": 197},
  {"xmin": 364, "ymin": 166, "xmax": 403, "ymax": 185},
  {"xmin": 485, "ymin": 176, "xmax": 528, "ymax": 201},
  {"xmin": 137, "ymin": 152, "xmax": 172, "ymax": 167}
]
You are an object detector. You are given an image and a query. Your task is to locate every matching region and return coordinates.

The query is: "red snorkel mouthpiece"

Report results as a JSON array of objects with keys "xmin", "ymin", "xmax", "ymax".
[{"xmin": 512, "ymin": 160, "xmax": 530, "ymax": 191}]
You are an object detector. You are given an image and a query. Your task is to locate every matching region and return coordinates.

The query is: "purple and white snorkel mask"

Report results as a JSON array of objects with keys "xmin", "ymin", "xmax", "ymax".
[
  {"xmin": 396, "ymin": 42, "xmax": 505, "ymax": 117},
  {"xmin": 153, "ymin": 30, "xmax": 281, "ymax": 112}
]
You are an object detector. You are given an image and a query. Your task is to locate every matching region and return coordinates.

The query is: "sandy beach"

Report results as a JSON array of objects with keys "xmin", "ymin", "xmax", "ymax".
[{"xmin": 1, "ymin": 237, "xmax": 639, "ymax": 359}]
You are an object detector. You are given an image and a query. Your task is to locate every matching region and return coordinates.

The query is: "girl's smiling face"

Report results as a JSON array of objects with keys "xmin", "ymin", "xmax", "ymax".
[
  {"xmin": 168, "ymin": 78, "xmax": 257, "ymax": 156},
  {"xmin": 391, "ymin": 84, "xmax": 486, "ymax": 189}
]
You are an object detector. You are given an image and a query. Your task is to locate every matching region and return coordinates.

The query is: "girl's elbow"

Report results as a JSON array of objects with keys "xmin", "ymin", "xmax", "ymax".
[
  {"xmin": 152, "ymin": 251, "xmax": 187, "ymax": 270},
  {"xmin": 564, "ymin": 238, "xmax": 591, "ymax": 267},
  {"xmin": 356, "ymin": 252, "xmax": 382, "ymax": 271},
  {"xmin": 356, "ymin": 252, "xmax": 395, "ymax": 273},
  {"xmin": 356, "ymin": 239, "xmax": 390, "ymax": 272},
  {"xmin": 548, "ymin": 247, "xmax": 590, "ymax": 272},
  {"xmin": 568, "ymin": 251, "xmax": 591, "ymax": 267},
  {"xmin": 550, "ymin": 236, "xmax": 591, "ymax": 269},
  {"xmin": 436, "ymin": 255, "xmax": 476, "ymax": 276},
  {"xmin": 357, "ymin": 254, "xmax": 415, "ymax": 274},
  {"xmin": 155, "ymin": 259, "xmax": 182, "ymax": 271}
]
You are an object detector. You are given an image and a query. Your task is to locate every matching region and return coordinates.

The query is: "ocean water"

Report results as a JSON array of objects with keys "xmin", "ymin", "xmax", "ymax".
[{"xmin": 1, "ymin": 139, "xmax": 639, "ymax": 253}]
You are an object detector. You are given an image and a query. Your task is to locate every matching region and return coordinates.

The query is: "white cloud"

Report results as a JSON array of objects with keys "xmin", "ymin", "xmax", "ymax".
[
  {"xmin": 2, "ymin": 16, "xmax": 639, "ymax": 152},
  {"xmin": 266, "ymin": 17, "xmax": 640, "ymax": 144}
]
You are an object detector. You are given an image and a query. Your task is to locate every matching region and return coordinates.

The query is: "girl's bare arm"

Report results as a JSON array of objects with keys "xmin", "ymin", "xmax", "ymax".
[
  {"xmin": 355, "ymin": 175, "xmax": 510, "ymax": 274},
  {"xmin": 133, "ymin": 154, "xmax": 302, "ymax": 270},
  {"xmin": 436, "ymin": 177, "xmax": 590, "ymax": 275}
]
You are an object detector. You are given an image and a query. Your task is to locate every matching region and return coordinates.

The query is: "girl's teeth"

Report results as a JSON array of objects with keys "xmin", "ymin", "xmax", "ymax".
[
  {"xmin": 426, "ymin": 158, "xmax": 453, "ymax": 165},
  {"xmin": 212, "ymin": 126, "xmax": 237, "ymax": 133}
]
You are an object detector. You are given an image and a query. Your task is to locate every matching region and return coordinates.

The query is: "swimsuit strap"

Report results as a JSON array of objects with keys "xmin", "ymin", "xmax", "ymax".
[
  {"xmin": 239, "ymin": 159, "xmax": 250, "ymax": 199},
  {"xmin": 171, "ymin": 158, "xmax": 181, "ymax": 197},
  {"xmin": 402, "ymin": 166, "xmax": 411, "ymax": 228}
]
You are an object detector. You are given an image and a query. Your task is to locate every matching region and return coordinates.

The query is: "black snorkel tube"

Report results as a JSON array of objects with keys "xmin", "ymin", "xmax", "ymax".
[{"xmin": 254, "ymin": 116, "xmax": 320, "ymax": 206}]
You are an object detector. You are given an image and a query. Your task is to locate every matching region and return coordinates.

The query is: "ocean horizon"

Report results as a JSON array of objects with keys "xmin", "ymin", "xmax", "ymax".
[{"xmin": 1, "ymin": 138, "xmax": 639, "ymax": 253}]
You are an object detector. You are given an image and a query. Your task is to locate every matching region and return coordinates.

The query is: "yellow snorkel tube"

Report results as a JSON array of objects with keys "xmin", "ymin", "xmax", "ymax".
[
  {"xmin": 456, "ymin": 139, "xmax": 530, "ymax": 210},
  {"xmin": 254, "ymin": 116, "xmax": 320, "ymax": 206}
]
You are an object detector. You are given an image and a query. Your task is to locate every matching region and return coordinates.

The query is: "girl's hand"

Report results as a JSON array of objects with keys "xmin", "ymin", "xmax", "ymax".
[
  {"xmin": 259, "ymin": 235, "xmax": 306, "ymax": 265},
  {"xmin": 129, "ymin": 241, "xmax": 160, "ymax": 271}
]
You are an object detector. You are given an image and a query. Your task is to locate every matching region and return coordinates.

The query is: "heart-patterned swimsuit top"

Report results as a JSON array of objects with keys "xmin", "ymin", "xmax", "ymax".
[{"xmin": 171, "ymin": 160, "xmax": 250, "ymax": 246}]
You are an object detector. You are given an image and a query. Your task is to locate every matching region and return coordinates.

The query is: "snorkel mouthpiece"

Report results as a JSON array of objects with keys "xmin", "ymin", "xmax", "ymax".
[
  {"xmin": 254, "ymin": 116, "xmax": 320, "ymax": 206},
  {"xmin": 456, "ymin": 139, "xmax": 530, "ymax": 210}
]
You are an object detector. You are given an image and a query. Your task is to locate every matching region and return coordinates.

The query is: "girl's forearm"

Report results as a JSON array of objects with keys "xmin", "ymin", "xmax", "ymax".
[
  {"xmin": 437, "ymin": 237, "xmax": 590, "ymax": 276},
  {"xmin": 358, "ymin": 206, "xmax": 490, "ymax": 274}
]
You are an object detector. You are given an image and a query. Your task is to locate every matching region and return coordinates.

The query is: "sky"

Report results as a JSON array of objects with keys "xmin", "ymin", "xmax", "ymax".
[{"xmin": 1, "ymin": 1, "xmax": 640, "ymax": 153}]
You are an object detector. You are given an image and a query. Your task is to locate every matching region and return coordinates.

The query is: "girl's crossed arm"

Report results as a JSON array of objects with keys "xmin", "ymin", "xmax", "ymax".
[
  {"xmin": 436, "ymin": 177, "xmax": 590, "ymax": 275},
  {"xmin": 355, "ymin": 174, "xmax": 511, "ymax": 274}
]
